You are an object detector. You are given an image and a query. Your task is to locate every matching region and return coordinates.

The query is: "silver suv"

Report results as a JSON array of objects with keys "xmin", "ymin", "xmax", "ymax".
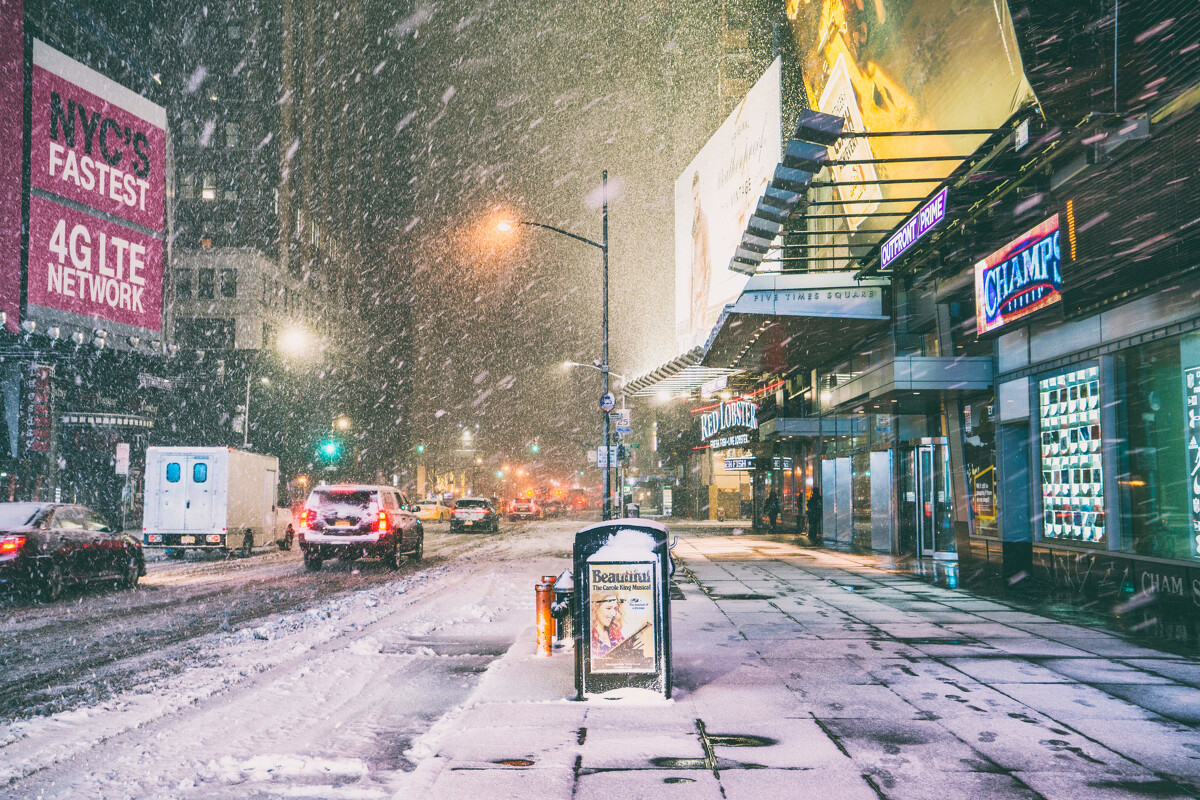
[{"xmin": 298, "ymin": 484, "xmax": 423, "ymax": 572}]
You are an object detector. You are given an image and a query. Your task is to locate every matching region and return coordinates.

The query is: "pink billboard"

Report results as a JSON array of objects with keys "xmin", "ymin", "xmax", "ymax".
[
  {"xmin": 31, "ymin": 40, "xmax": 166, "ymax": 232},
  {"xmin": 27, "ymin": 195, "xmax": 163, "ymax": 332},
  {"xmin": 0, "ymin": 2, "xmax": 22, "ymax": 333}
]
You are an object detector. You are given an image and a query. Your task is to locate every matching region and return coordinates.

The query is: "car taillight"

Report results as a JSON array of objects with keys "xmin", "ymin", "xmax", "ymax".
[
  {"xmin": 0, "ymin": 535, "xmax": 25, "ymax": 554},
  {"xmin": 377, "ymin": 510, "xmax": 388, "ymax": 532},
  {"xmin": 300, "ymin": 509, "xmax": 312, "ymax": 528}
]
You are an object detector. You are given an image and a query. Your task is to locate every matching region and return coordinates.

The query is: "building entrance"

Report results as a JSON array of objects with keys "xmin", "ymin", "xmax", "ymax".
[{"xmin": 901, "ymin": 440, "xmax": 956, "ymax": 558}]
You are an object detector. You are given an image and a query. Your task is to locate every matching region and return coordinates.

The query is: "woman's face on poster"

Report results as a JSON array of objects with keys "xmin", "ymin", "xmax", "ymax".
[{"xmin": 598, "ymin": 597, "xmax": 620, "ymax": 627}]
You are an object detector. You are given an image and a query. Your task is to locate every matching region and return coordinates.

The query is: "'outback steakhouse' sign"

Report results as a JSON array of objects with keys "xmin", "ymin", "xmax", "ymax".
[
  {"xmin": 26, "ymin": 39, "xmax": 165, "ymax": 336},
  {"xmin": 880, "ymin": 187, "xmax": 948, "ymax": 269},
  {"xmin": 974, "ymin": 215, "xmax": 1062, "ymax": 335},
  {"xmin": 700, "ymin": 399, "xmax": 758, "ymax": 441}
]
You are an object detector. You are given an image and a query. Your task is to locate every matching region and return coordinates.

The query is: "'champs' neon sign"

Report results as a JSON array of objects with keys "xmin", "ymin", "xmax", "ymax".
[{"xmin": 974, "ymin": 215, "xmax": 1062, "ymax": 335}]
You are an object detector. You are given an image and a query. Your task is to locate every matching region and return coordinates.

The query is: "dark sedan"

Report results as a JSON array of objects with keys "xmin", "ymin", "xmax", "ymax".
[{"xmin": 0, "ymin": 502, "xmax": 145, "ymax": 601}]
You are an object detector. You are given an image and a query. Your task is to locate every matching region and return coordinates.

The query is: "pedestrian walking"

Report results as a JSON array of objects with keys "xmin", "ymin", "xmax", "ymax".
[
  {"xmin": 806, "ymin": 489, "xmax": 823, "ymax": 541},
  {"xmin": 764, "ymin": 490, "xmax": 780, "ymax": 533}
]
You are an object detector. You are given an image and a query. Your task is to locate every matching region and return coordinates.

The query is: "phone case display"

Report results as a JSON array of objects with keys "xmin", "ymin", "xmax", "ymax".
[{"xmin": 1039, "ymin": 366, "xmax": 1106, "ymax": 543}]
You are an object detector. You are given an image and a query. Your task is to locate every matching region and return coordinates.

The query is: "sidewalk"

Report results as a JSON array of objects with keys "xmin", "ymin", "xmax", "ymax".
[{"xmin": 398, "ymin": 533, "xmax": 1200, "ymax": 800}]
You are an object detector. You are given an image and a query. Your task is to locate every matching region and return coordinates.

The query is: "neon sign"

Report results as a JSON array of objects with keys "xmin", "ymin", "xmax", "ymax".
[
  {"xmin": 880, "ymin": 187, "xmax": 948, "ymax": 269},
  {"xmin": 700, "ymin": 400, "xmax": 758, "ymax": 441},
  {"xmin": 975, "ymin": 215, "xmax": 1062, "ymax": 335}
]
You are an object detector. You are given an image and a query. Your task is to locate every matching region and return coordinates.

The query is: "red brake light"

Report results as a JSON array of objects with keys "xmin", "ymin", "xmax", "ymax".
[
  {"xmin": 300, "ymin": 509, "xmax": 312, "ymax": 528},
  {"xmin": 0, "ymin": 535, "xmax": 26, "ymax": 554},
  {"xmin": 377, "ymin": 510, "xmax": 388, "ymax": 532}
]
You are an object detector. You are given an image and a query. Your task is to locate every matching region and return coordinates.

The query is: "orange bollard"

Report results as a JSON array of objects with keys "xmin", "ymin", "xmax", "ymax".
[{"xmin": 535, "ymin": 575, "xmax": 557, "ymax": 657}]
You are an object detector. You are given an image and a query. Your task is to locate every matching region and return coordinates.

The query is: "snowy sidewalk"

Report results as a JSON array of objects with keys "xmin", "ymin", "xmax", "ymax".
[{"xmin": 398, "ymin": 533, "xmax": 1200, "ymax": 800}]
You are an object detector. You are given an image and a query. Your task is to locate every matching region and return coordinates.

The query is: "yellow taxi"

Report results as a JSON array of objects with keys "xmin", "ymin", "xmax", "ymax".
[{"xmin": 414, "ymin": 498, "xmax": 452, "ymax": 521}]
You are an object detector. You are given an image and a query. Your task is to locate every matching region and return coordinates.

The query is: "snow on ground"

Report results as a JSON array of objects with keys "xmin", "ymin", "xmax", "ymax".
[{"xmin": 0, "ymin": 521, "xmax": 582, "ymax": 799}]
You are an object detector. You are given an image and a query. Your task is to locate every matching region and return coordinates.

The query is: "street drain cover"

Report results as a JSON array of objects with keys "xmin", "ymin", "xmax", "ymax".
[
  {"xmin": 709, "ymin": 593, "xmax": 773, "ymax": 601},
  {"xmin": 494, "ymin": 759, "xmax": 534, "ymax": 767},
  {"xmin": 707, "ymin": 734, "xmax": 777, "ymax": 748},
  {"xmin": 664, "ymin": 777, "xmax": 695, "ymax": 784}
]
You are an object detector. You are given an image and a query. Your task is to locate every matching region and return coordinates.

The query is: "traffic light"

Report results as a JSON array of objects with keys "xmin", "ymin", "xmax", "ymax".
[
  {"xmin": 530, "ymin": 442, "xmax": 540, "ymax": 454},
  {"xmin": 416, "ymin": 443, "xmax": 426, "ymax": 454},
  {"xmin": 318, "ymin": 438, "xmax": 342, "ymax": 460}
]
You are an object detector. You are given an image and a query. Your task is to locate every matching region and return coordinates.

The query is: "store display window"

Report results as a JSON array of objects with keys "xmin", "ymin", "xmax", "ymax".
[
  {"xmin": 1038, "ymin": 365, "xmax": 1106, "ymax": 544},
  {"xmin": 1117, "ymin": 335, "xmax": 1197, "ymax": 560},
  {"xmin": 962, "ymin": 394, "xmax": 999, "ymax": 537}
]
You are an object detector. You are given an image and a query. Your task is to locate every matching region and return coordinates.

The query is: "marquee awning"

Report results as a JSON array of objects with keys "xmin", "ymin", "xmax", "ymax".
[
  {"xmin": 623, "ymin": 347, "xmax": 742, "ymax": 398},
  {"xmin": 701, "ymin": 272, "xmax": 891, "ymax": 373}
]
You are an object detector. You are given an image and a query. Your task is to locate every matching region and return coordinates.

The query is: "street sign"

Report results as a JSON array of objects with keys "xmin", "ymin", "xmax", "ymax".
[
  {"xmin": 609, "ymin": 408, "xmax": 631, "ymax": 435},
  {"xmin": 600, "ymin": 392, "xmax": 616, "ymax": 412},
  {"xmin": 114, "ymin": 442, "xmax": 130, "ymax": 475},
  {"xmin": 595, "ymin": 446, "xmax": 617, "ymax": 468}
]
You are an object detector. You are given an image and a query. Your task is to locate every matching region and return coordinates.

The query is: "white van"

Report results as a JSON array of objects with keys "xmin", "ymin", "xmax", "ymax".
[{"xmin": 142, "ymin": 447, "xmax": 283, "ymax": 556}]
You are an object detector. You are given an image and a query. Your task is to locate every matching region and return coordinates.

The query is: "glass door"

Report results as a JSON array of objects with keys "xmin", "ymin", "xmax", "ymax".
[{"xmin": 915, "ymin": 441, "xmax": 956, "ymax": 558}]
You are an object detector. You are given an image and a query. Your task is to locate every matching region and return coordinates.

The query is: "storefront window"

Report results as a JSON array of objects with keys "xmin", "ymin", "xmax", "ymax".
[
  {"xmin": 1118, "ymin": 335, "xmax": 1197, "ymax": 560},
  {"xmin": 963, "ymin": 394, "xmax": 999, "ymax": 537},
  {"xmin": 1039, "ymin": 365, "xmax": 1106, "ymax": 544}
]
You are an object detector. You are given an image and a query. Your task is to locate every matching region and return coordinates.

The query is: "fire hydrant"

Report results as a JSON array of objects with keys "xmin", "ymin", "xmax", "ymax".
[
  {"xmin": 535, "ymin": 574, "xmax": 557, "ymax": 657},
  {"xmin": 550, "ymin": 569, "xmax": 574, "ymax": 649}
]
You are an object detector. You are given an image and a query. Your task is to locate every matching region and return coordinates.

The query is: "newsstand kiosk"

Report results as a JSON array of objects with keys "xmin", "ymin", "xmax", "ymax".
[{"xmin": 573, "ymin": 518, "xmax": 672, "ymax": 699}]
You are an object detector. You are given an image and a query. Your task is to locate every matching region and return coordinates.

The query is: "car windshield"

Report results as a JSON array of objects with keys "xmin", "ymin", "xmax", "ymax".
[
  {"xmin": 311, "ymin": 490, "xmax": 374, "ymax": 516},
  {"xmin": 0, "ymin": 502, "xmax": 46, "ymax": 528},
  {"xmin": 455, "ymin": 499, "xmax": 488, "ymax": 509}
]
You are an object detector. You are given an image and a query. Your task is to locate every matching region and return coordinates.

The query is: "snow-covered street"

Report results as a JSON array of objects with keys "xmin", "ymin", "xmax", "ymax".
[
  {"xmin": 4, "ymin": 521, "xmax": 1200, "ymax": 800},
  {"xmin": 0, "ymin": 520, "xmax": 578, "ymax": 798}
]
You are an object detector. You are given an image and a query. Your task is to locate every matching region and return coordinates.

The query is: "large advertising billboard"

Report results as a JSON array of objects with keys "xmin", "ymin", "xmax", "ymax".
[
  {"xmin": 788, "ymin": 0, "xmax": 1033, "ymax": 239},
  {"xmin": 27, "ymin": 39, "xmax": 166, "ymax": 335},
  {"xmin": 0, "ymin": 2, "xmax": 23, "ymax": 333},
  {"xmin": 674, "ymin": 58, "xmax": 782, "ymax": 352}
]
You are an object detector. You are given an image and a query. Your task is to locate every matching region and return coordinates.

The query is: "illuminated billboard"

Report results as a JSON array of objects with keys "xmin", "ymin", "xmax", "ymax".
[
  {"xmin": 789, "ymin": 0, "xmax": 1033, "ymax": 238},
  {"xmin": 675, "ymin": 58, "xmax": 781, "ymax": 352},
  {"xmin": 26, "ymin": 39, "xmax": 166, "ymax": 336},
  {"xmin": 0, "ymin": 2, "xmax": 23, "ymax": 333},
  {"xmin": 974, "ymin": 215, "xmax": 1061, "ymax": 335}
]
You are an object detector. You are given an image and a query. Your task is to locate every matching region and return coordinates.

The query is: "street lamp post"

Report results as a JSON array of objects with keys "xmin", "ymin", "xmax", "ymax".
[
  {"xmin": 499, "ymin": 171, "xmax": 613, "ymax": 519},
  {"xmin": 562, "ymin": 360, "xmax": 628, "ymax": 516}
]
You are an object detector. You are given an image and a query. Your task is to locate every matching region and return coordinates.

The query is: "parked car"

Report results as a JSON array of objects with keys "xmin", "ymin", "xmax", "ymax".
[
  {"xmin": 0, "ymin": 502, "xmax": 145, "ymax": 601},
  {"xmin": 508, "ymin": 498, "xmax": 541, "ymax": 521},
  {"xmin": 414, "ymin": 497, "xmax": 452, "ymax": 522},
  {"xmin": 297, "ymin": 485, "xmax": 423, "ymax": 572},
  {"xmin": 450, "ymin": 498, "xmax": 499, "ymax": 532}
]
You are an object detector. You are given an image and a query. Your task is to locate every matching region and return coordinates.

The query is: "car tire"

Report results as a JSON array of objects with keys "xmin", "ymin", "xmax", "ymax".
[
  {"xmin": 39, "ymin": 560, "xmax": 65, "ymax": 603},
  {"xmin": 384, "ymin": 542, "xmax": 401, "ymax": 570},
  {"xmin": 303, "ymin": 554, "xmax": 323, "ymax": 572},
  {"xmin": 121, "ymin": 554, "xmax": 140, "ymax": 589},
  {"xmin": 411, "ymin": 533, "xmax": 424, "ymax": 563}
]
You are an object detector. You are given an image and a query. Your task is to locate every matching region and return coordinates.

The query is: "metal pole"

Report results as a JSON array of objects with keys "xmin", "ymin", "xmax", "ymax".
[
  {"xmin": 243, "ymin": 373, "xmax": 252, "ymax": 448},
  {"xmin": 601, "ymin": 170, "xmax": 611, "ymax": 521}
]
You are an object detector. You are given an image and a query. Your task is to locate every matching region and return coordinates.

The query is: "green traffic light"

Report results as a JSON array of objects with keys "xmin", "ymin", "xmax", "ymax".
[
  {"xmin": 319, "ymin": 439, "xmax": 341, "ymax": 459},
  {"xmin": 416, "ymin": 443, "xmax": 426, "ymax": 454},
  {"xmin": 531, "ymin": 442, "xmax": 540, "ymax": 453}
]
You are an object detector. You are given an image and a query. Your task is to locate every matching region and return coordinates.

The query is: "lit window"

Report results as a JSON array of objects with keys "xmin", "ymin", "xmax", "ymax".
[{"xmin": 201, "ymin": 173, "xmax": 217, "ymax": 201}]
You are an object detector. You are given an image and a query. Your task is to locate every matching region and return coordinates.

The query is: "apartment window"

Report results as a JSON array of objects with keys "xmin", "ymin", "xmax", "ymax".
[
  {"xmin": 219, "ymin": 268, "xmax": 237, "ymax": 298},
  {"xmin": 174, "ymin": 269, "xmax": 193, "ymax": 300},
  {"xmin": 225, "ymin": 122, "xmax": 239, "ymax": 148},
  {"xmin": 178, "ymin": 173, "xmax": 194, "ymax": 200},
  {"xmin": 227, "ymin": 23, "xmax": 242, "ymax": 39},
  {"xmin": 180, "ymin": 120, "xmax": 196, "ymax": 147},
  {"xmin": 224, "ymin": 188, "xmax": 238, "ymax": 202},
  {"xmin": 201, "ymin": 173, "xmax": 217, "ymax": 201},
  {"xmin": 197, "ymin": 268, "xmax": 215, "ymax": 299}
]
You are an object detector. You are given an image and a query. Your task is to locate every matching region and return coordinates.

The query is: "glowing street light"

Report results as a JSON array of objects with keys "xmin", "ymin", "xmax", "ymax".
[{"xmin": 496, "ymin": 172, "xmax": 614, "ymax": 519}]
